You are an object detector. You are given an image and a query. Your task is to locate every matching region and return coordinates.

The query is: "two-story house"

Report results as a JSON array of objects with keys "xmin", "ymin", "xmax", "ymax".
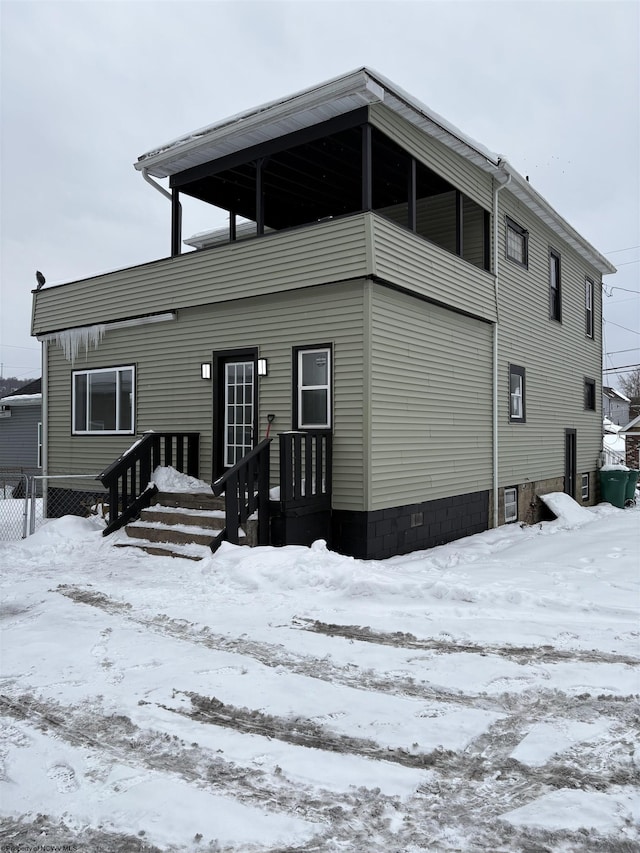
[{"xmin": 31, "ymin": 68, "xmax": 615, "ymax": 558}]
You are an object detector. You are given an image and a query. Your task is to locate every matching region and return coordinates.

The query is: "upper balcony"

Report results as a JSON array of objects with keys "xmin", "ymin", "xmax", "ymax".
[{"xmin": 32, "ymin": 210, "xmax": 496, "ymax": 339}]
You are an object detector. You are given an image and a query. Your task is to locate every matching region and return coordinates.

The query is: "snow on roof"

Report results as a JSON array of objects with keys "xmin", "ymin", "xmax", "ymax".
[
  {"xmin": 134, "ymin": 68, "xmax": 614, "ymax": 276},
  {"xmin": 603, "ymin": 386, "xmax": 631, "ymax": 403},
  {"xmin": 0, "ymin": 392, "xmax": 42, "ymax": 406}
]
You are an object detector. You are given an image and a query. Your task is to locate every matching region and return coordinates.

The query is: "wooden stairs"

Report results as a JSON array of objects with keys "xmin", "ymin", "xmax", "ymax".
[{"xmin": 114, "ymin": 492, "xmax": 257, "ymax": 560}]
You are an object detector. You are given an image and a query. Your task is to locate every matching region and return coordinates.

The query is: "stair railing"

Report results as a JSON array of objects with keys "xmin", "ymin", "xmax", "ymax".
[
  {"xmin": 210, "ymin": 437, "xmax": 272, "ymax": 552},
  {"xmin": 99, "ymin": 431, "xmax": 200, "ymax": 535}
]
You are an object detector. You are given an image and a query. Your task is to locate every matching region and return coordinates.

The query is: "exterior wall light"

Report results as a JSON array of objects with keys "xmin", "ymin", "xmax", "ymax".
[
  {"xmin": 257, "ymin": 358, "xmax": 268, "ymax": 376},
  {"xmin": 201, "ymin": 362, "xmax": 212, "ymax": 380}
]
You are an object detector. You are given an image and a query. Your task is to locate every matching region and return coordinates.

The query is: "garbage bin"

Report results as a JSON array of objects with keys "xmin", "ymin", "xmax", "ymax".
[
  {"xmin": 598, "ymin": 469, "xmax": 628, "ymax": 509},
  {"xmin": 624, "ymin": 470, "xmax": 639, "ymax": 506}
]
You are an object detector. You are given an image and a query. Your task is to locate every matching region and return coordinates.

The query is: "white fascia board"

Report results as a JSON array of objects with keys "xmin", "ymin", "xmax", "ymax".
[
  {"xmin": 135, "ymin": 67, "xmax": 383, "ymax": 178},
  {"xmin": 37, "ymin": 311, "xmax": 176, "ymax": 342}
]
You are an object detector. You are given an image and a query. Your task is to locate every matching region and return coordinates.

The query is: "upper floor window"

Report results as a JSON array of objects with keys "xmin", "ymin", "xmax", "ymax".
[
  {"xmin": 506, "ymin": 217, "xmax": 528, "ymax": 268},
  {"xmin": 549, "ymin": 250, "xmax": 562, "ymax": 322},
  {"xmin": 72, "ymin": 366, "xmax": 135, "ymax": 434},
  {"xmin": 295, "ymin": 346, "xmax": 332, "ymax": 429},
  {"xmin": 585, "ymin": 277, "xmax": 594, "ymax": 338},
  {"xmin": 584, "ymin": 377, "xmax": 596, "ymax": 411},
  {"xmin": 509, "ymin": 364, "xmax": 526, "ymax": 422}
]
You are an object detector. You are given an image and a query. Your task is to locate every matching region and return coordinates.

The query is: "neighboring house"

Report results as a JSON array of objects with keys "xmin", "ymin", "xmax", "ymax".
[
  {"xmin": 0, "ymin": 378, "xmax": 43, "ymax": 478},
  {"xmin": 30, "ymin": 68, "xmax": 615, "ymax": 559},
  {"xmin": 602, "ymin": 418, "xmax": 625, "ymax": 466},
  {"xmin": 620, "ymin": 413, "xmax": 640, "ymax": 470},
  {"xmin": 602, "ymin": 386, "xmax": 630, "ymax": 426}
]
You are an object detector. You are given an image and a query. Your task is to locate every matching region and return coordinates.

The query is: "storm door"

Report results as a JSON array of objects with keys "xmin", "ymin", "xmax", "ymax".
[{"xmin": 213, "ymin": 350, "xmax": 258, "ymax": 478}]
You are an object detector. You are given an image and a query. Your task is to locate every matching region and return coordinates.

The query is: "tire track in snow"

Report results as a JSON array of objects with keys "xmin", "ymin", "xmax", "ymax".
[
  {"xmin": 53, "ymin": 585, "xmax": 639, "ymax": 719},
  {"xmin": 296, "ymin": 618, "xmax": 640, "ymax": 667}
]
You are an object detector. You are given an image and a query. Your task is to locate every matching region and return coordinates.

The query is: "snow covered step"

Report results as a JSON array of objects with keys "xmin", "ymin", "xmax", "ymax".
[
  {"xmin": 114, "ymin": 538, "xmax": 215, "ymax": 561},
  {"xmin": 153, "ymin": 491, "xmax": 226, "ymax": 512},
  {"xmin": 124, "ymin": 520, "xmax": 228, "ymax": 547},
  {"xmin": 139, "ymin": 506, "xmax": 226, "ymax": 530}
]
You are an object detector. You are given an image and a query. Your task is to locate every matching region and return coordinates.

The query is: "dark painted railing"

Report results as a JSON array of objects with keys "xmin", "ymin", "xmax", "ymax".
[
  {"xmin": 279, "ymin": 431, "xmax": 332, "ymax": 511},
  {"xmin": 210, "ymin": 437, "xmax": 272, "ymax": 552},
  {"xmin": 99, "ymin": 432, "xmax": 199, "ymax": 535}
]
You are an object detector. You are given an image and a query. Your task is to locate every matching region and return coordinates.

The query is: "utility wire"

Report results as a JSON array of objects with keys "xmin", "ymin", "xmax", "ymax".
[{"xmin": 604, "ymin": 245, "xmax": 640, "ymax": 254}]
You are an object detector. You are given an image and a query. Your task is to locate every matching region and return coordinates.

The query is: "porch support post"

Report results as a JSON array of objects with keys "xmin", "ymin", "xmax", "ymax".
[
  {"xmin": 361, "ymin": 124, "xmax": 372, "ymax": 211},
  {"xmin": 256, "ymin": 159, "xmax": 265, "ymax": 235},
  {"xmin": 229, "ymin": 211, "xmax": 237, "ymax": 242},
  {"xmin": 455, "ymin": 190, "xmax": 463, "ymax": 257},
  {"xmin": 483, "ymin": 210, "xmax": 491, "ymax": 271},
  {"xmin": 171, "ymin": 188, "xmax": 182, "ymax": 257},
  {"xmin": 407, "ymin": 157, "xmax": 417, "ymax": 232}
]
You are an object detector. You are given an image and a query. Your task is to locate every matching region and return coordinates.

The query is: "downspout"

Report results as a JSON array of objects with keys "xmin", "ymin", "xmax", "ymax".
[
  {"xmin": 492, "ymin": 167, "xmax": 511, "ymax": 528},
  {"xmin": 142, "ymin": 168, "xmax": 182, "ymax": 256},
  {"xmin": 142, "ymin": 167, "xmax": 172, "ymax": 201}
]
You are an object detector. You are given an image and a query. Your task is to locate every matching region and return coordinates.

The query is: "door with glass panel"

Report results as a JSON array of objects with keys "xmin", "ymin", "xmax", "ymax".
[
  {"xmin": 213, "ymin": 352, "xmax": 257, "ymax": 477},
  {"xmin": 224, "ymin": 360, "xmax": 255, "ymax": 466}
]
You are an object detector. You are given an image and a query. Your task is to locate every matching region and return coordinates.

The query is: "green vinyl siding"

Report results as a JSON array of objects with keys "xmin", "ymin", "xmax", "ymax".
[
  {"xmin": 371, "ymin": 216, "xmax": 496, "ymax": 322},
  {"xmin": 32, "ymin": 216, "xmax": 371, "ymax": 336},
  {"xmin": 496, "ymin": 192, "xmax": 603, "ymax": 486},
  {"xmin": 369, "ymin": 103, "xmax": 494, "ymax": 211},
  {"xmin": 367, "ymin": 282, "xmax": 493, "ymax": 510},
  {"xmin": 44, "ymin": 281, "xmax": 367, "ymax": 511}
]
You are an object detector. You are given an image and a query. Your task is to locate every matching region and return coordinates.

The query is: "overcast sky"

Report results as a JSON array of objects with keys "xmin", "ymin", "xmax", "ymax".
[{"xmin": 1, "ymin": 0, "xmax": 638, "ymax": 387}]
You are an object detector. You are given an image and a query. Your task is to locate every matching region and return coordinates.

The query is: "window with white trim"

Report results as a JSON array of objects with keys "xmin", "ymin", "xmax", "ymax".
[
  {"xmin": 506, "ymin": 217, "xmax": 528, "ymax": 268},
  {"xmin": 504, "ymin": 487, "xmax": 518, "ymax": 523},
  {"xmin": 72, "ymin": 366, "xmax": 135, "ymax": 434},
  {"xmin": 581, "ymin": 473, "xmax": 589, "ymax": 501},
  {"xmin": 585, "ymin": 277, "xmax": 594, "ymax": 338},
  {"xmin": 296, "ymin": 347, "xmax": 331, "ymax": 429},
  {"xmin": 509, "ymin": 364, "xmax": 526, "ymax": 422}
]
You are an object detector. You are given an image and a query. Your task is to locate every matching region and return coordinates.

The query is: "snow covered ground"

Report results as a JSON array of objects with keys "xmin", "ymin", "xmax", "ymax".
[{"xmin": 0, "ymin": 496, "xmax": 638, "ymax": 852}]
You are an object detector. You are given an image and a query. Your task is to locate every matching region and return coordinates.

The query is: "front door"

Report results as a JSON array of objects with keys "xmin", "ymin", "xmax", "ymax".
[
  {"xmin": 213, "ymin": 350, "xmax": 257, "ymax": 478},
  {"xmin": 564, "ymin": 428, "xmax": 577, "ymax": 498}
]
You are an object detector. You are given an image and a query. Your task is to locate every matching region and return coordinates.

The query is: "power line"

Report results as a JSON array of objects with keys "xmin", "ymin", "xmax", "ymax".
[
  {"xmin": 602, "ymin": 364, "xmax": 639, "ymax": 372},
  {"xmin": 603, "ymin": 320, "xmax": 640, "ymax": 336},
  {"xmin": 604, "ymin": 244, "xmax": 640, "ymax": 254}
]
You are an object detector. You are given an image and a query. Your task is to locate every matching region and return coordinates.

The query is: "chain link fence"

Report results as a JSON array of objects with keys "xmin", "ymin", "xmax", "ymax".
[
  {"xmin": 0, "ymin": 468, "xmax": 33, "ymax": 540},
  {"xmin": 0, "ymin": 469, "xmax": 106, "ymax": 541}
]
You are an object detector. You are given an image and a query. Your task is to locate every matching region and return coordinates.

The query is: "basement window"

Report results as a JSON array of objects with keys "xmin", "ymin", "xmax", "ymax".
[
  {"xmin": 72, "ymin": 366, "xmax": 135, "ymax": 434},
  {"xmin": 504, "ymin": 487, "xmax": 518, "ymax": 523},
  {"xmin": 581, "ymin": 473, "xmax": 589, "ymax": 501}
]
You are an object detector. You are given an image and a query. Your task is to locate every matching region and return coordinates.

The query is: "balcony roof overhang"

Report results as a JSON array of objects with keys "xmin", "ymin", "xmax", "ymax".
[{"xmin": 135, "ymin": 67, "xmax": 615, "ymax": 276}]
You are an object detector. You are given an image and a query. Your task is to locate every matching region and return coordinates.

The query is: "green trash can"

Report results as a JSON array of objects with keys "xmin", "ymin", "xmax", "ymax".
[
  {"xmin": 624, "ymin": 470, "xmax": 639, "ymax": 506},
  {"xmin": 599, "ymin": 469, "xmax": 628, "ymax": 509}
]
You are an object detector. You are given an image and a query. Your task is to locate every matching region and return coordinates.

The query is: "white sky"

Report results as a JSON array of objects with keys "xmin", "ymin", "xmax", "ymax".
[{"xmin": 0, "ymin": 0, "xmax": 638, "ymax": 384}]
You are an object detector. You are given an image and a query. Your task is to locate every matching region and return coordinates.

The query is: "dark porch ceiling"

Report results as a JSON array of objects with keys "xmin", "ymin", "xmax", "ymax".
[{"xmin": 171, "ymin": 118, "xmax": 453, "ymax": 232}]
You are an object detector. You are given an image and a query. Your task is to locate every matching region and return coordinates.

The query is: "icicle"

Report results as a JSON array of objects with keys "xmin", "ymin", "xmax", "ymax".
[{"xmin": 54, "ymin": 324, "xmax": 106, "ymax": 364}]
